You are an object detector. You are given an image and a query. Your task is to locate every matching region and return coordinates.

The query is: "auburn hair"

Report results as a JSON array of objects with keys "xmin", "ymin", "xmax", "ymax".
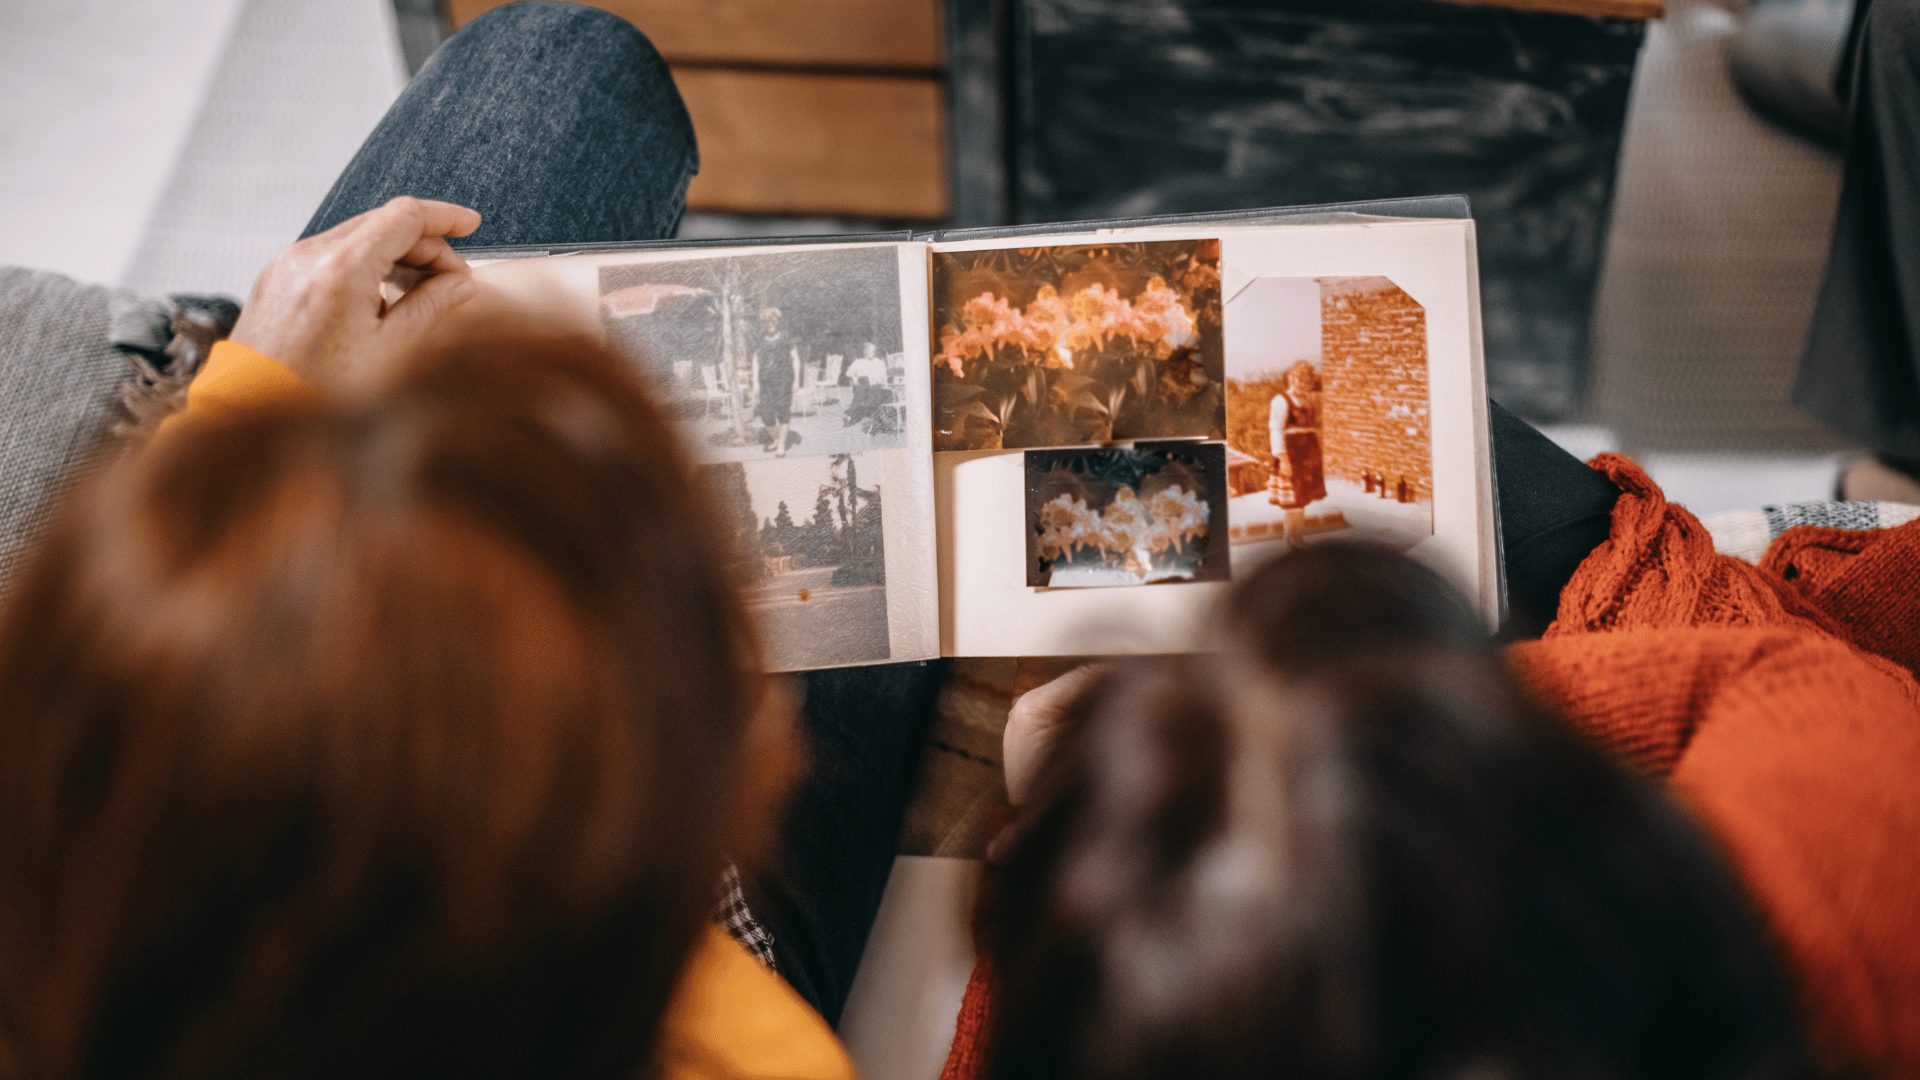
[
  {"xmin": 0, "ymin": 330, "xmax": 780, "ymax": 1080},
  {"xmin": 982, "ymin": 543, "xmax": 1810, "ymax": 1080}
]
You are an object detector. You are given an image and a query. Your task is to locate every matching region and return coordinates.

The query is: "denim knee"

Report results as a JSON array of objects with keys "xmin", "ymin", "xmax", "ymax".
[
  {"xmin": 441, "ymin": 1, "xmax": 696, "ymax": 171},
  {"xmin": 456, "ymin": 3, "xmax": 666, "ymax": 75}
]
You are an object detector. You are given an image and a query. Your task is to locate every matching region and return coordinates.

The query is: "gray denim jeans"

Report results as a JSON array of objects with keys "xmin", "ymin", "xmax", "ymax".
[{"xmin": 303, "ymin": 0, "xmax": 696, "ymax": 246}]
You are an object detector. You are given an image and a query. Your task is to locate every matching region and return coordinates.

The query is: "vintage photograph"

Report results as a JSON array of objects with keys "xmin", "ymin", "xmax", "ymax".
[
  {"xmin": 704, "ymin": 452, "xmax": 891, "ymax": 670},
  {"xmin": 932, "ymin": 239, "xmax": 1224, "ymax": 451},
  {"xmin": 1024, "ymin": 441, "xmax": 1228, "ymax": 588},
  {"xmin": 601, "ymin": 247, "xmax": 909, "ymax": 463},
  {"xmin": 1223, "ymin": 275, "xmax": 1433, "ymax": 551}
]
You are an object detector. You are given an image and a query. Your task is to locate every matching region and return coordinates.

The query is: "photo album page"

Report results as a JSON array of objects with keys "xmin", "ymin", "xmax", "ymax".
[
  {"xmin": 927, "ymin": 217, "xmax": 1494, "ymax": 656},
  {"xmin": 469, "ymin": 241, "xmax": 942, "ymax": 673},
  {"xmin": 467, "ymin": 214, "xmax": 1495, "ymax": 671}
]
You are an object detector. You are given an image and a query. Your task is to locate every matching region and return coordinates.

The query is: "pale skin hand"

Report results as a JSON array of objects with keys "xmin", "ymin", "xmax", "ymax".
[
  {"xmin": 1002, "ymin": 663, "xmax": 1106, "ymax": 806},
  {"xmin": 229, "ymin": 197, "xmax": 483, "ymax": 392}
]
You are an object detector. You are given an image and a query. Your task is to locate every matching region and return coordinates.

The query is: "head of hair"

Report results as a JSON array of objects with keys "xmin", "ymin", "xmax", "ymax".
[
  {"xmin": 1282, "ymin": 359, "xmax": 1320, "ymax": 396},
  {"xmin": 0, "ymin": 328, "xmax": 786, "ymax": 1080},
  {"xmin": 982, "ymin": 542, "xmax": 1809, "ymax": 1080}
]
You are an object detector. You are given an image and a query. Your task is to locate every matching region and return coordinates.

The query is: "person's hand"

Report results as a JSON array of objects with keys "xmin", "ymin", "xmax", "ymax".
[
  {"xmin": 1003, "ymin": 663, "xmax": 1106, "ymax": 806},
  {"xmin": 229, "ymin": 197, "xmax": 483, "ymax": 391}
]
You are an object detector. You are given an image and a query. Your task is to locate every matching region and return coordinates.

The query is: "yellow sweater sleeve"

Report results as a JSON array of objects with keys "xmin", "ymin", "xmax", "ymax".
[
  {"xmin": 657, "ymin": 927, "xmax": 858, "ymax": 1080},
  {"xmin": 155, "ymin": 340, "xmax": 323, "ymax": 440},
  {"xmin": 190, "ymin": 340, "xmax": 317, "ymax": 410}
]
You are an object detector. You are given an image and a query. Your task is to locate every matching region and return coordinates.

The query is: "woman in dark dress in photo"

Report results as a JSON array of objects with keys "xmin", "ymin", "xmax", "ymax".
[{"xmin": 754, "ymin": 306, "xmax": 799, "ymax": 457}]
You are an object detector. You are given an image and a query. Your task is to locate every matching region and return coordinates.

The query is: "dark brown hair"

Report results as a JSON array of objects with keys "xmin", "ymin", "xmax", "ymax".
[
  {"xmin": 0, "ymin": 330, "xmax": 783, "ymax": 1080},
  {"xmin": 983, "ymin": 543, "xmax": 1809, "ymax": 1080}
]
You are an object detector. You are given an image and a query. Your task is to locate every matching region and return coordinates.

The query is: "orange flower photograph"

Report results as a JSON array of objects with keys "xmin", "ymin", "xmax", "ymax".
[
  {"xmin": 932, "ymin": 239, "xmax": 1223, "ymax": 451},
  {"xmin": 1024, "ymin": 441, "xmax": 1228, "ymax": 588}
]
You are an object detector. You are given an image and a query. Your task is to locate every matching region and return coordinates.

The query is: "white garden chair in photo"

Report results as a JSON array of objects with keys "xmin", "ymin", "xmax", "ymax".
[
  {"xmin": 699, "ymin": 364, "xmax": 735, "ymax": 424},
  {"xmin": 798, "ymin": 354, "xmax": 836, "ymax": 416},
  {"xmin": 801, "ymin": 353, "xmax": 846, "ymax": 416},
  {"xmin": 885, "ymin": 383, "xmax": 910, "ymax": 434}
]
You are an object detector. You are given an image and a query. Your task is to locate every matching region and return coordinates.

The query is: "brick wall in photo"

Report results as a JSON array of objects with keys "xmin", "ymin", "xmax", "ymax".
[{"xmin": 1319, "ymin": 277, "xmax": 1432, "ymax": 502}]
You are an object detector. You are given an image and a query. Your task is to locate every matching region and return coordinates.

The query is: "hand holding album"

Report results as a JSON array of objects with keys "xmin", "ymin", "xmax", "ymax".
[
  {"xmin": 1003, "ymin": 662, "xmax": 1106, "ymax": 806},
  {"xmin": 232, "ymin": 197, "xmax": 481, "ymax": 392}
]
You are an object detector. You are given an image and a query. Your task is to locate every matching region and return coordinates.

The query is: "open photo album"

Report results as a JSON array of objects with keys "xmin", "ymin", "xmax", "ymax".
[{"xmin": 465, "ymin": 197, "xmax": 1500, "ymax": 671}]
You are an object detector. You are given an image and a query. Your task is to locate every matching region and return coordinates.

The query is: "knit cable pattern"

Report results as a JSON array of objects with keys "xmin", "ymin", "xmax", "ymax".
[{"xmin": 1547, "ymin": 454, "xmax": 1845, "ymax": 640}]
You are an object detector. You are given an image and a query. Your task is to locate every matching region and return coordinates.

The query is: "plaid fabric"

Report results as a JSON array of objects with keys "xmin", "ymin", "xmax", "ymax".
[
  {"xmin": 1766, "ymin": 500, "xmax": 1920, "ymax": 534},
  {"xmin": 1703, "ymin": 501, "xmax": 1920, "ymax": 563},
  {"xmin": 716, "ymin": 861, "xmax": 779, "ymax": 971}
]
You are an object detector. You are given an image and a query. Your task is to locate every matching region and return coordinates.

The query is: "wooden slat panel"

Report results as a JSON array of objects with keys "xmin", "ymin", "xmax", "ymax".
[
  {"xmin": 445, "ymin": 0, "xmax": 944, "ymax": 69},
  {"xmin": 676, "ymin": 69, "xmax": 947, "ymax": 219},
  {"xmin": 1426, "ymin": 0, "xmax": 1663, "ymax": 18}
]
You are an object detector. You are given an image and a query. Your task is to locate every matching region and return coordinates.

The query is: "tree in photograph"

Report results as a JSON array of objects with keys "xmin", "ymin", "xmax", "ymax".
[
  {"xmin": 704, "ymin": 463, "xmax": 767, "ymax": 585},
  {"xmin": 760, "ymin": 500, "xmax": 800, "ymax": 561},
  {"xmin": 802, "ymin": 490, "xmax": 838, "ymax": 567},
  {"xmin": 828, "ymin": 454, "xmax": 884, "ymax": 587}
]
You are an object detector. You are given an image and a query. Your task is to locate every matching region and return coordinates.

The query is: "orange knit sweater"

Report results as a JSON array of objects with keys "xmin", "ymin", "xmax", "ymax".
[{"xmin": 943, "ymin": 454, "xmax": 1920, "ymax": 1078}]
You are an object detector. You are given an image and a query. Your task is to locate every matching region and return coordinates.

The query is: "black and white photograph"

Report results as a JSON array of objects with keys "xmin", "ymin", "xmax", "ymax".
[
  {"xmin": 704, "ymin": 452, "xmax": 891, "ymax": 670},
  {"xmin": 1024, "ymin": 441, "xmax": 1228, "ymax": 588},
  {"xmin": 601, "ymin": 247, "xmax": 909, "ymax": 463}
]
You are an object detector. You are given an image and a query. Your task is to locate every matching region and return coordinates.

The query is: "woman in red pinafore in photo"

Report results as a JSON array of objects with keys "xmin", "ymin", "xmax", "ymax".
[{"xmin": 1266, "ymin": 359, "xmax": 1326, "ymax": 509}]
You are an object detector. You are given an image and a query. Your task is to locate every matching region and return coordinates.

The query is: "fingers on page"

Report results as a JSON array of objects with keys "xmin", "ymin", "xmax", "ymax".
[
  {"xmin": 397, "ymin": 235, "xmax": 467, "ymax": 273},
  {"xmin": 379, "ymin": 196, "xmax": 483, "ymax": 243},
  {"xmin": 383, "ymin": 271, "xmax": 479, "ymax": 337}
]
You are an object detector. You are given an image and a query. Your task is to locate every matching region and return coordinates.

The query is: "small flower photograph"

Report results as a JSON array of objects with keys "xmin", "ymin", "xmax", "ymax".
[
  {"xmin": 932, "ymin": 239, "xmax": 1224, "ymax": 451},
  {"xmin": 1024, "ymin": 441, "xmax": 1228, "ymax": 588}
]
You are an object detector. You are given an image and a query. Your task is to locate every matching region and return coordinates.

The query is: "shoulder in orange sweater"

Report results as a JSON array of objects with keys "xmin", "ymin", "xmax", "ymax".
[
  {"xmin": 945, "ymin": 453, "xmax": 1920, "ymax": 1079},
  {"xmin": 1516, "ymin": 454, "xmax": 1920, "ymax": 1075}
]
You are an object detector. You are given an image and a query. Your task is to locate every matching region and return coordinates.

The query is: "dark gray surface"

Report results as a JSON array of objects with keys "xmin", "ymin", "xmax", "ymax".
[
  {"xmin": 1728, "ymin": 0, "xmax": 1855, "ymax": 147},
  {"xmin": 948, "ymin": 0, "xmax": 1014, "ymax": 227},
  {"xmin": 391, "ymin": 0, "xmax": 446, "ymax": 76},
  {"xmin": 1011, "ymin": 0, "xmax": 1648, "ymax": 419}
]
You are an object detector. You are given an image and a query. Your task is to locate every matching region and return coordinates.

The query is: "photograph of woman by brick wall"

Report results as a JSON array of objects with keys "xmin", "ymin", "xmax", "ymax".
[{"xmin": 1223, "ymin": 275, "xmax": 1433, "ymax": 552}]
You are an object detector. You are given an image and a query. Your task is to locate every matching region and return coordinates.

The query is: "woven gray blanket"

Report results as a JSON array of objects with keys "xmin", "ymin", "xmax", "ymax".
[{"xmin": 0, "ymin": 267, "xmax": 235, "ymax": 595}]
